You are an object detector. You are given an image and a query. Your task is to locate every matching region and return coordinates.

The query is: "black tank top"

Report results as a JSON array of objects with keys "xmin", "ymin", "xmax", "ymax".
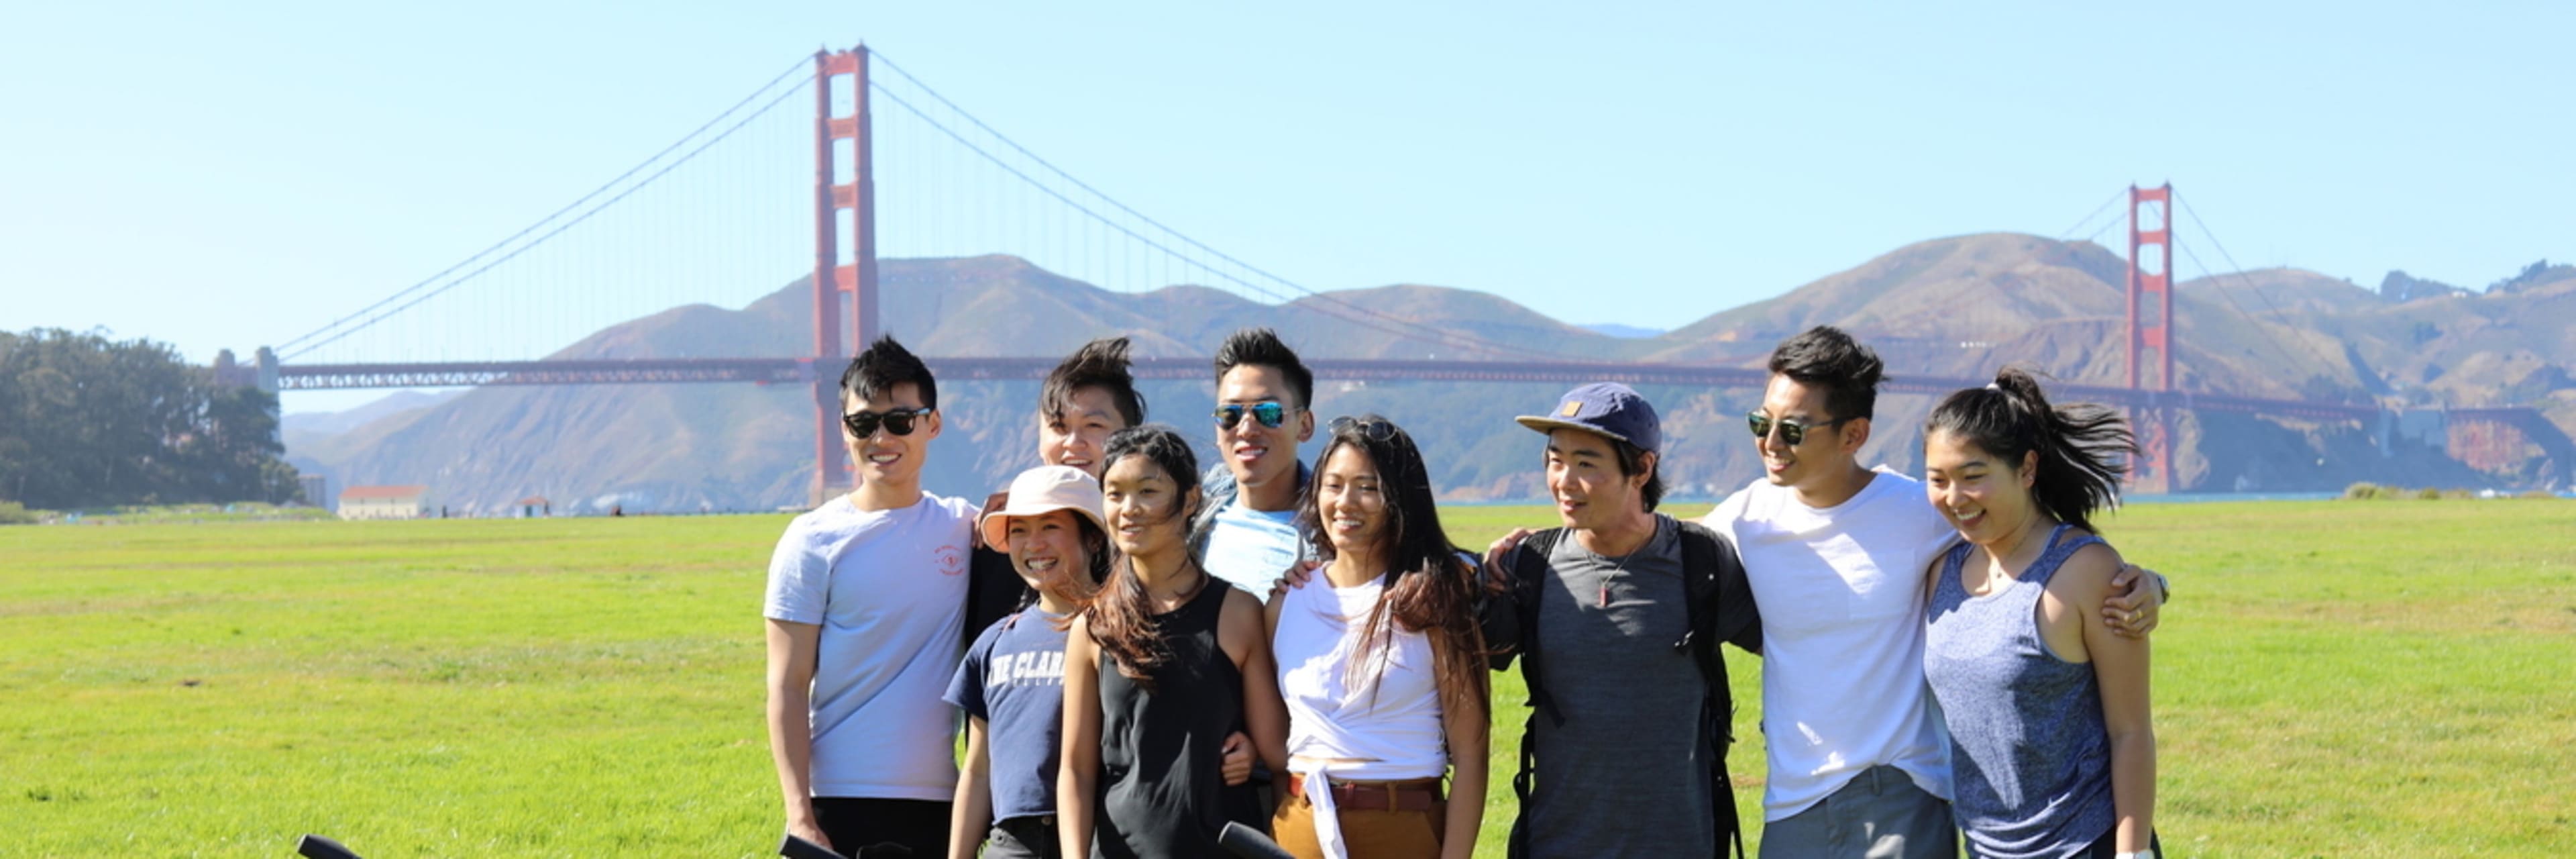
[{"xmin": 1091, "ymin": 579, "xmax": 1265, "ymax": 858}]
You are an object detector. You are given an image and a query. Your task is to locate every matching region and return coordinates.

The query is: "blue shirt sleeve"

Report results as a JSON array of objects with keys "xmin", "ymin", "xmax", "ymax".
[
  {"xmin": 763, "ymin": 515, "xmax": 829, "ymax": 624},
  {"xmin": 945, "ymin": 617, "xmax": 1003, "ymax": 720}
]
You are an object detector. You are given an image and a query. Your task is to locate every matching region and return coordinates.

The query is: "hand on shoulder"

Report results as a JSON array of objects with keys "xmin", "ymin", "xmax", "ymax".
[{"xmin": 2053, "ymin": 540, "xmax": 2127, "ymax": 601}]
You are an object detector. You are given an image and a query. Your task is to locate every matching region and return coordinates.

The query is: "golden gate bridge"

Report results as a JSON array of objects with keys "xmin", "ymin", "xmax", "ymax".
[{"xmin": 213, "ymin": 45, "xmax": 2574, "ymax": 501}]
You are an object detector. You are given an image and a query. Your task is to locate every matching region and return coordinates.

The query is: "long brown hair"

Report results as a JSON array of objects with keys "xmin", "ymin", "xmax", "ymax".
[
  {"xmin": 1083, "ymin": 424, "xmax": 1203, "ymax": 689},
  {"xmin": 1299, "ymin": 415, "xmax": 1488, "ymax": 718}
]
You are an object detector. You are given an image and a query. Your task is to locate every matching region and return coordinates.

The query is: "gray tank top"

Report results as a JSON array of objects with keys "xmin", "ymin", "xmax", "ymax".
[{"xmin": 1923, "ymin": 523, "xmax": 2116, "ymax": 859}]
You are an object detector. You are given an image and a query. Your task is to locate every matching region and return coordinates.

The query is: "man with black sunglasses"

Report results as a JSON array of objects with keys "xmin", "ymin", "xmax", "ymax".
[
  {"xmin": 1702, "ymin": 325, "xmax": 2168, "ymax": 859},
  {"xmin": 1189, "ymin": 327, "xmax": 1320, "ymax": 599},
  {"xmin": 763, "ymin": 336, "xmax": 979, "ymax": 858}
]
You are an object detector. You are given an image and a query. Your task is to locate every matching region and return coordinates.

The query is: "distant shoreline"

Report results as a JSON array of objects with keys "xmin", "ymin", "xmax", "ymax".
[{"xmin": 1442, "ymin": 490, "xmax": 2573, "ymax": 507}]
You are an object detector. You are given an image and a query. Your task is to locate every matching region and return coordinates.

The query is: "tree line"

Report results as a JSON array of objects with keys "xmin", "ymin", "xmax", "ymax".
[{"xmin": 0, "ymin": 329, "xmax": 303, "ymax": 509}]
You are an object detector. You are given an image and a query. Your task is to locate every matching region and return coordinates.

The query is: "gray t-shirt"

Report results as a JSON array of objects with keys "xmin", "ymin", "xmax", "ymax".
[{"xmin": 1522, "ymin": 514, "xmax": 1717, "ymax": 859}]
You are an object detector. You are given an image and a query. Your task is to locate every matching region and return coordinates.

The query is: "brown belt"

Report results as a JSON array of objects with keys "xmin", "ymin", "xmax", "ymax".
[{"xmin": 1285, "ymin": 775, "xmax": 1444, "ymax": 813}]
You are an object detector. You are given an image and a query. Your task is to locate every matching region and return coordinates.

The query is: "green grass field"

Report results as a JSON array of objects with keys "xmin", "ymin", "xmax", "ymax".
[{"xmin": 5, "ymin": 501, "xmax": 2571, "ymax": 857}]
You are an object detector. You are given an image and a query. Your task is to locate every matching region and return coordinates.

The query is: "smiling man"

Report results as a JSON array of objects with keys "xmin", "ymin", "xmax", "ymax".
[
  {"xmin": 963, "ymin": 337, "xmax": 1150, "ymax": 643},
  {"xmin": 763, "ymin": 336, "xmax": 979, "ymax": 858},
  {"xmin": 1703, "ymin": 325, "xmax": 2165, "ymax": 859},
  {"xmin": 1189, "ymin": 327, "xmax": 1319, "ymax": 599},
  {"xmin": 1483, "ymin": 382, "xmax": 1764, "ymax": 859}
]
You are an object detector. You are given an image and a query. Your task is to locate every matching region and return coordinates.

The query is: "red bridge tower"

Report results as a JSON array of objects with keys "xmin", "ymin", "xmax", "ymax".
[
  {"xmin": 2126, "ymin": 184, "xmax": 2176, "ymax": 493},
  {"xmin": 810, "ymin": 45, "xmax": 881, "ymax": 505}
]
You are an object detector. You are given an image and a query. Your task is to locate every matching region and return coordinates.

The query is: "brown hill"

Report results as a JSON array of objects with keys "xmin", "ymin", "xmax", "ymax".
[
  {"xmin": 288, "ymin": 256, "xmax": 1625, "ymax": 513},
  {"xmin": 1637, "ymin": 234, "xmax": 2488, "ymax": 489},
  {"xmin": 288, "ymin": 241, "xmax": 2569, "ymax": 513}
]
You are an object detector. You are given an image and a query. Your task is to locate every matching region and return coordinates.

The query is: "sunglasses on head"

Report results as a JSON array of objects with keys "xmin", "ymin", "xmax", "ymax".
[
  {"xmin": 844, "ymin": 407, "xmax": 933, "ymax": 438},
  {"xmin": 1328, "ymin": 415, "xmax": 1402, "ymax": 442},
  {"xmin": 1214, "ymin": 401, "xmax": 1291, "ymax": 431},
  {"xmin": 1747, "ymin": 411, "xmax": 1851, "ymax": 446}
]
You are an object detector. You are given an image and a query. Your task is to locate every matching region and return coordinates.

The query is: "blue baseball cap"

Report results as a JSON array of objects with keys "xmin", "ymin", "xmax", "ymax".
[{"xmin": 1515, "ymin": 382, "xmax": 1661, "ymax": 453}]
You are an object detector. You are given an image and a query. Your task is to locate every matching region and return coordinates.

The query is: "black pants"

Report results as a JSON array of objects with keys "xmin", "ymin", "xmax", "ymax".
[
  {"xmin": 814, "ymin": 797, "xmax": 951, "ymax": 858},
  {"xmin": 985, "ymin": 815, "xmax": 1061, "ymax": 859},
  {"xmin": 2081, "ymin": 829, "xmax": 2162, "ymax": 858}
]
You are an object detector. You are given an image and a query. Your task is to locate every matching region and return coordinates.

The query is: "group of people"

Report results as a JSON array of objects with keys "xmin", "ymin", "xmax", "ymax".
[{"xmin": 763, "ymin": 325, "xmax": 2169, "ymax": 859}]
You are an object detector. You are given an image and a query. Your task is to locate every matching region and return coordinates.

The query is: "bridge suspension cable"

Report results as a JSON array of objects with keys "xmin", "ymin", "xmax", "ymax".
[
  {"xmin": 866, "ymin": 50, "xmax": 1578, "ymax": 362},
  {"xmin": 2170, "ymin": 191, "xmax": 2361, "ymax": 400},
  {"xmin": 2057, "ymin": 187, "xmax": 2129, "ymax": 242},
  {"xmin": 276, "ymin": 56, "xmax": 816, "ymax": 362}
]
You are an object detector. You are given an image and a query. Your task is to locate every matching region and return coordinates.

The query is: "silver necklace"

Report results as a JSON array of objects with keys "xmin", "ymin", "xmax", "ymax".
[{"xmin": 1585, "ymin": 519, "xmax": 1655, "ymax": 609}]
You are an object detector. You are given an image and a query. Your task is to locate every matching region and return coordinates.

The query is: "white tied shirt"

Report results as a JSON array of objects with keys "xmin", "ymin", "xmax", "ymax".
[{"xmin": 1272, "ymin": 574, "xmax": 1450, "ymax": 859}]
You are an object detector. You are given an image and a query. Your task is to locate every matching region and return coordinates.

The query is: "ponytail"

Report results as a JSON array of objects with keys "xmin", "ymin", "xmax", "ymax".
[{"xmin": 1925, "ymin": 367, "xmax": 2137, "ymax": 533}]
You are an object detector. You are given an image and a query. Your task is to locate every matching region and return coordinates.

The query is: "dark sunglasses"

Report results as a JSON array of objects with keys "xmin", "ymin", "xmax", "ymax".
[
  {"xmin": 1747, "ymin": 411, "xmax": 1851, "ymax": 446},
  {"xmin": 1328, "ymin": 415, "xmax": 1403, "ymax": 442},
  {"xmin": 1214, "ymin": 401, "xmax": 1291, "ymax": 431},
  {"xmin": 843, "ymin": 407, "xmax": 933, "ymax": 438}
]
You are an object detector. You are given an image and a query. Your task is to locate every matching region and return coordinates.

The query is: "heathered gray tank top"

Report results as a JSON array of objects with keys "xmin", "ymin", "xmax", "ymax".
[{"xmin": 1923, "ymin": 523, "xmax": 2116, "ymax": 859}]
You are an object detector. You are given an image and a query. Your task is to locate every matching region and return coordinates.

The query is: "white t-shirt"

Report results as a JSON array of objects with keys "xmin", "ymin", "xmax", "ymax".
[
  {"xmin": 1201, "ymin": 503, "xmax": 1303, "ymax": 599},
  {"xmin": 1703, "ymin": 467, "xmax": 1960, "ymax": 821},
  {"xmin": 763, "ymin": 493, "xmax": 979, "ymax": 801}
]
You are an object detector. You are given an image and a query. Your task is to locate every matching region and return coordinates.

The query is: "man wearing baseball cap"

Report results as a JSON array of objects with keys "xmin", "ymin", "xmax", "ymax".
[{"xmin": 1483, "ymin": 382, "xmax": 1764, "ymax": 859}]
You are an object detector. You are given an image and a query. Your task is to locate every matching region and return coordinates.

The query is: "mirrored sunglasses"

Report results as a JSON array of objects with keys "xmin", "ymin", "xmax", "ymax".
[{"xmin": 1214, "ymin": 401, "xmax": 1290, "ymax": 431}]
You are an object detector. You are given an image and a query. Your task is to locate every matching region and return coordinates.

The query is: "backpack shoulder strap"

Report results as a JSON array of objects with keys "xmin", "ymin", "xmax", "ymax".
[
  {"xmin": 1511, "ymin": 527, "xmax": 1566, "ymax": 727},
  {"xmin": 1674, "ymin": 519, "xmax": 1726, "ymax": 680},
  {"xmin": 1505, "ymin": 526, "xmax": 1568, "ymax": 859},
  {"xmin": 1674, "ymin": 519, "xmax": 1749, "ymax": 859}
]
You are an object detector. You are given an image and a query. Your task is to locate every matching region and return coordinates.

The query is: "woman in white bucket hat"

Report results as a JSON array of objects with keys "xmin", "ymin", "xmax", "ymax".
[{"xmin": 945, "ymin": 465, "xmax": 1114, "ymax": 859}]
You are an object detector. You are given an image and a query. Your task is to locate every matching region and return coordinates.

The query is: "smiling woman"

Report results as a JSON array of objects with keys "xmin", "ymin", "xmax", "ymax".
[
  {"xmin": 1059, "ymin": 424, "xmax": 1289, "ymax": 859},
  {"xmin": 944, "ymin": 465, "xmax": 1114, "ymax": 858},
  {"xmin": 1921, "ymin": 368, "xmax": 2156, "ymax": 859},
  {"xmin": 1265, "ymin": 414, "xmax": 1489, "ymax": 859}
]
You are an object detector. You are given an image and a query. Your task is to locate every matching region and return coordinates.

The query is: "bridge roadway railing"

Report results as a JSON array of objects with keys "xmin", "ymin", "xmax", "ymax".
[{"xmin": 262, "ymin": 356, "xmax": 2563, "ymax": 482}]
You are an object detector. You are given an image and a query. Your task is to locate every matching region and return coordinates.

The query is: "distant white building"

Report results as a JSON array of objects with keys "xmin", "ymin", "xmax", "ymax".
[
  {"xmin": 339, "ymin": 485, "xmax": 429, "ymax": 520},
  {"xmin": 515, "ymin": 496, "xmax": 551, "ymax": 519}
]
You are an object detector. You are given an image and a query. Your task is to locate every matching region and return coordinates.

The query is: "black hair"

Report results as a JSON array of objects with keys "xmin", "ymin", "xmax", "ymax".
[
  {"xmin": 1925, "ymin": 367, "xmax": 2137, "ymax": 534},
  {"xmin": 1042, "ymin": 336, "xmax": 1146, "ymax": 427},
  {"xmin": 1212, "ymin": 327, "xmax": 1314, "ymax": 409},
  {"xmin": 841, "ymin": 334, "xmax": 937, "ymax": 409},
  {"xmin": 1101, "ymin": 423, "xmax": 1202, "ymax": 512},
  {"xmin": 1032, "ymin": 515, "xmax": 1113, "ymax": 631},
  {"xmin": 1768, "ymin": 325, "xmax": 1884, "ymax": 421},
  {"xmin": 1006, "ymin": 511, "xmax": 1117, "ymax": 630},
  {"xmin": 1075, "ymin": 517, "xmax": 1113, "ymax": 589},
  {"xmin": 1297, "ymin": 414, "xmax": 1487, "ymax": 717},
  {"xmin": 1089, "ymin": 423, "xmax": 1205, "ymax": 688},
  {"xmin": 1612, "ymin": 438, "xmax": 1666, "ymax": 512}
]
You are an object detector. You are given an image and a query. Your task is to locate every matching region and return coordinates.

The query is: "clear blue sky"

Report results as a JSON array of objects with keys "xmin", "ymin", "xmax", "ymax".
[{"xmin": 5, "ymin": 1, "xmax": 2568, "ymax": 413}]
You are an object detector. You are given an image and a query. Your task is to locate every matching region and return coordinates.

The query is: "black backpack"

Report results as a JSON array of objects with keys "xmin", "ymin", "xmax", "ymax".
[{"xmin": 1491, "ymin": 519, "xmax": 1760, "ymax": 859}]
